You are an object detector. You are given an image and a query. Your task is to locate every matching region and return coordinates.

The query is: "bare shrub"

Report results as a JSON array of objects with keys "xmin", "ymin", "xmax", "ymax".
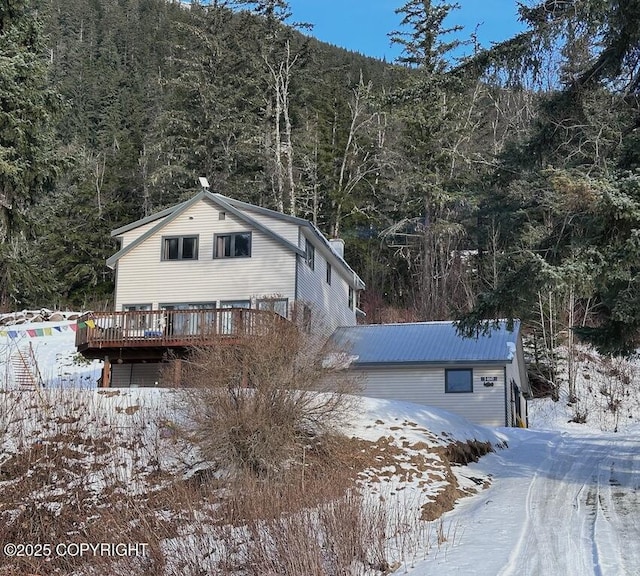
[
  {"xmin": 239, "ymin": 490, "xmax": 390, "ymax": 576},
  {"xmin": 598, "ymin": 356, "xmax": 637, "ymax": 431},
  {"xmin": 178, "ymin": 314, "xmax": 360, "ymax": 478}
]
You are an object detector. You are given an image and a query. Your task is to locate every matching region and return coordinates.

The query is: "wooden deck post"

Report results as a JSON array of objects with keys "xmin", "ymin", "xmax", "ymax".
[
  {"xmin": 173, "ymin": 358, "xmax": 182, "ymax": 387},
  {"xmin": 101, "ymin": 356, "xmax": 111, "ymax": 388}
]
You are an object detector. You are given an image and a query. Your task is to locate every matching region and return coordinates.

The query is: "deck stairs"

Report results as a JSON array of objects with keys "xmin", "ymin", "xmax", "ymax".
[{"xmin": 9, "ymin": 342, "xmax": 44, "ymax": 389}]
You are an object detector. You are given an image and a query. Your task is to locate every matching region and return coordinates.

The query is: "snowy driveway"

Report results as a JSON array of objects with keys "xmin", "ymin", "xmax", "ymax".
[{"xmin": 410, "ymin": 428, "xmax": 640, "ymax": 575}]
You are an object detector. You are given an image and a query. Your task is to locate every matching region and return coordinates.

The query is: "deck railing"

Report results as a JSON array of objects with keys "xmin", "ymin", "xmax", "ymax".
[{"xmin": 75, "ymin": 308, "xmax": 287, "ymax": 350}]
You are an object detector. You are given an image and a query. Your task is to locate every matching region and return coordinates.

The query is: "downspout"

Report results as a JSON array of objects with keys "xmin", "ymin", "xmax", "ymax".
[
  {"xmin": 113, "ymin": 263, "xmax": 119, "ymax": 311},
  {"xmin": 295, "ymin": 227, "xmax": 301, "ymax": 303},
  {"xmin": 504, "ymin": 365, "xmax": 509, "ymax": 426}
]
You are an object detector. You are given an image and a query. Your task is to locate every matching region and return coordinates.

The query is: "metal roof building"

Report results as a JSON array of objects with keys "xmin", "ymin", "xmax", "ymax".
[
  {"xmin": 331, "ymin": 320, "xmax": 530, "ymax": 428},
  {"xmin": 331, "ymin": 321, "xmax": 520, "ymax": 366}
]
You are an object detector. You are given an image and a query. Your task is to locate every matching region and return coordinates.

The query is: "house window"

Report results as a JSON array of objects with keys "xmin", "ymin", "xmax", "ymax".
[
  {"xmin": 305, "ymin": 239, "xmax": 315, "ymax": 270},
  {"xmin": 257, "ymin": 298, "xmax": 288, "ymax": 318},
  {"xmin": 162, "ymin": 236, "xmax": 198, "ymax": 260},
  {"xmin": 214, "ymin": 232, "xmax": 251, "ymax": 258},
  {"xmin": 123, "ymin": 304, "xmax": 151, "ymax": 312},
  {"xmin": 122, "ymin": 304, "xmax": 152, "ymax": 330},
  {"xmin": 445, "ymin": 369, "xmax": 473, "ymax": 393},
  {"xmin": 326, "ymin": 263, "xmax": 332, "ymax": 285},
  {"xmin": 348, "ymin": 287, "xmax": 354, "ymax": 309},
  {"xmin": 219, "ymin": 212, "xmax": 226, "ymax": 220},
  {"xmin": 219, "ymin": 300, "xmax": 251, "ymax": 334},
  {"xmin": 160, "ymin": 302, "xmax": 216, "ymax": 336}
]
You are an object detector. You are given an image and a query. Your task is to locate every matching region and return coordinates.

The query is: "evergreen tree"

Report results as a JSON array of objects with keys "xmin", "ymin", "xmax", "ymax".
[
  {"xmin": 0, "ymin": 0, "xmax": 59, "ymax": 307},
  {"xmin": 456, "ymin": 0, "xmax": 640, "ymax": 355},
  {"xmin": 386, "ymin": 0, "xmax": 478, "ymax": 319}
]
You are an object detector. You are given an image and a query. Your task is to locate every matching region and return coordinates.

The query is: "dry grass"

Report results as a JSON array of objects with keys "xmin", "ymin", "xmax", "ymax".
[{"xmin": 0, "ymin": 382, "xmax": 490, "ymax": 575}]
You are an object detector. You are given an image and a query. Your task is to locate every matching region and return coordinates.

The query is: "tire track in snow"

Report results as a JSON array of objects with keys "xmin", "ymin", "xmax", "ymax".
[
  {"xmin": 591, "ymin": 437, "xmax": 640, "ymax": 575},
  {"xmin": 498, "ymin": 433, "xmax": 600, "ymax": 576},
  {"xmin": 496, "ymin": 436, "xmax": 553, "ymax": 576},
  {"xmin": 493, "ymin": 432, "xmax": 638, "ymax": 576},
  {"xmin": 409, "ymin": 430, "xmax": 640, "ymax": 576}
]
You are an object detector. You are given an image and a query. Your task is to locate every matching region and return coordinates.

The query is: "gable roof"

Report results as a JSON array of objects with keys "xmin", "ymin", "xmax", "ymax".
[
  {"xmin": 106, "ymin": 192, "xmax": 365, "ymax": 289},
  {"xmin": 331, "ymin": 320, "xmax": 521, "ymax": 366},
  {"xmin": 210, "ymin": 195, "xmax": 365, "ymax": 289},
  {"xmin": 106, "ymin": 191, "xmax": 304, "ymax": 269}
]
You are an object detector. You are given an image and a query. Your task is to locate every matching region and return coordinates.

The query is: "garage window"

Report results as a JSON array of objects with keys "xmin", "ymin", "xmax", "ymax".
[{"xmin": 445, "ymin": 369, "xmax": 473, "ymax": 393}]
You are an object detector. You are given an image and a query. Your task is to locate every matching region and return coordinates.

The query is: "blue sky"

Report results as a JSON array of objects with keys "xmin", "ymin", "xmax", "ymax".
[{"xmin": 287, "ymin": 1, "xmax": 526, "ymax": 61}]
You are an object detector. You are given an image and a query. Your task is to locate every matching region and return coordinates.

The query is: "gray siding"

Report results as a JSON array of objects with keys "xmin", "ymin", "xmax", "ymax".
[
  {"xmin": 355, "ymin": 365, "xmax": 507, "ymax": 427},
  {"xmin": 112, "ymin": 364, "xmax": 161, "ymax": 387},
  {"xmin": 114, "ymin": 200, "xmax": 296, "ymax": 311},
  {"xmin": 296, "ymin": 231, "xmax": 357, "ymax": 332}
]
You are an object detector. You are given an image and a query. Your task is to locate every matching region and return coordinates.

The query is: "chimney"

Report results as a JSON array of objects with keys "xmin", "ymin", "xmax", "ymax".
[{"xmin": 329, "ymin": 238, "xmax": 345, "ymax": 259}]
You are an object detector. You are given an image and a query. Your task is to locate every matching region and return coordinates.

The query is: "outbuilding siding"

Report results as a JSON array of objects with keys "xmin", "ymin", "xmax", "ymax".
[
  {"xmin": 331, "ymin": 320, "xmax": 530, "ymax": 428},
  {"xmin": 354, "ymin": 365, "xmax": 507, "ymax": 427}
]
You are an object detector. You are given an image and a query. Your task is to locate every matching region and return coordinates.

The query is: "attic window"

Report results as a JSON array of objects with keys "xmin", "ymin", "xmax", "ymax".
[
  {"xmin": 219, "ymin": 212, "xmax": 226, "ymax": 220},
  {"xmin": 445, "ymin": 369, "xmax": 473, "ymax": 393},
  {"xmin": 162, "ymin": 236, "xmax": 199, "ymax": 261}
]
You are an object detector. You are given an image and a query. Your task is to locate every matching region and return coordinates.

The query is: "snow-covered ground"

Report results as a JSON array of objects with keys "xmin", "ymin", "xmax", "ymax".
[
  {"xmin": 406, "ymin": 425, "xmax": 640, "ymax": 575},
  {"xmin": 0, "ymin": 312, "xmax": 102, "ymax": 388},
  {"xmin": 402, "ymin": 367, "xmax": 640, "ymax": 575},
  {"xmin": 1, "ymin": 313, "xmax": 639, "ymax": 575}
]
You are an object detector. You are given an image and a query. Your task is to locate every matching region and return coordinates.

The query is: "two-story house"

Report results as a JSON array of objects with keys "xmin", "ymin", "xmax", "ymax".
[
  {"xmin": 76, "ymin": 190, "xmax": 365, "ymax": 387},
  {"xmin": 74, "ymin": 189, "xmax": 530, "ymax": 428}
]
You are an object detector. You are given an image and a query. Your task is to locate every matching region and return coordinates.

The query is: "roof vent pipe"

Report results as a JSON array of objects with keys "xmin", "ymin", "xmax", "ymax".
[{"xmin": 329, "ymin": 238, "xmax": 345, "ymax": 259}]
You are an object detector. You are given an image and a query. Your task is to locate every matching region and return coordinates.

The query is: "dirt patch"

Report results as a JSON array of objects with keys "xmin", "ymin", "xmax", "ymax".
[
  {"xmin": 443, "ymin": 440, "xmax": 494, "ymax": 465},
  {"xmin": 420, "ymin": 440, "xmax": 495, "ymax": 521},
  {"xmin": 97, "ymin": 389, "xmax": 121, "ymax": 396},
  {"xmin": 116, "ymin": 404, "xmax": 140, "ymax": 415}
]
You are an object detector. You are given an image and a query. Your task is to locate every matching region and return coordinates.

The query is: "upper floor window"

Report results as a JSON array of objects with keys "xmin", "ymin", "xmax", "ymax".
[
  {"xmin": 348, "ymin": 287, "xmax": 354, "ymax": 309},
  {"xmin": 305, "ymin": 239, "xmax": 315, "ymax": 270},
  {"xmin": 326, "ymin": 263, "xmax": 332, "ymax": 285},
  {"xmin": 214, "ymin": 232, "xmax": 251, "ymax": 258},
  {"xmin": 162, "ymin": 236, "xmax": 198, "ymax": 260}
]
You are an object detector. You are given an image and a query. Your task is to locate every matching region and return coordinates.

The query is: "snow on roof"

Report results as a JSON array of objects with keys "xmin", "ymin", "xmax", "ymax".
[{"xmin": 331, "ymin": 320, "xmax": 521, "ymax": 366}]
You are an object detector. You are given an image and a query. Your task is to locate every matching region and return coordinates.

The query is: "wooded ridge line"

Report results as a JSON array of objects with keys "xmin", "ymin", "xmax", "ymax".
[{"xmin": 2, "ymin": 0, "xmax": 639, "ymax": 355}]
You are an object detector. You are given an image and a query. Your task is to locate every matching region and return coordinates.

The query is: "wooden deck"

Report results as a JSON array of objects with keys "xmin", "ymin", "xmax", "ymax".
[{"xmin": 75, "ymin": 308, "xmax": 287, "ymax": 359}]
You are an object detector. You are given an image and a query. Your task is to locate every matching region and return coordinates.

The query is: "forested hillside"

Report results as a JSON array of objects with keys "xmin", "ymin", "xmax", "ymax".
[{"xmin": 2, "ymin": 0, "xmax": 640, "ymax": 355}]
